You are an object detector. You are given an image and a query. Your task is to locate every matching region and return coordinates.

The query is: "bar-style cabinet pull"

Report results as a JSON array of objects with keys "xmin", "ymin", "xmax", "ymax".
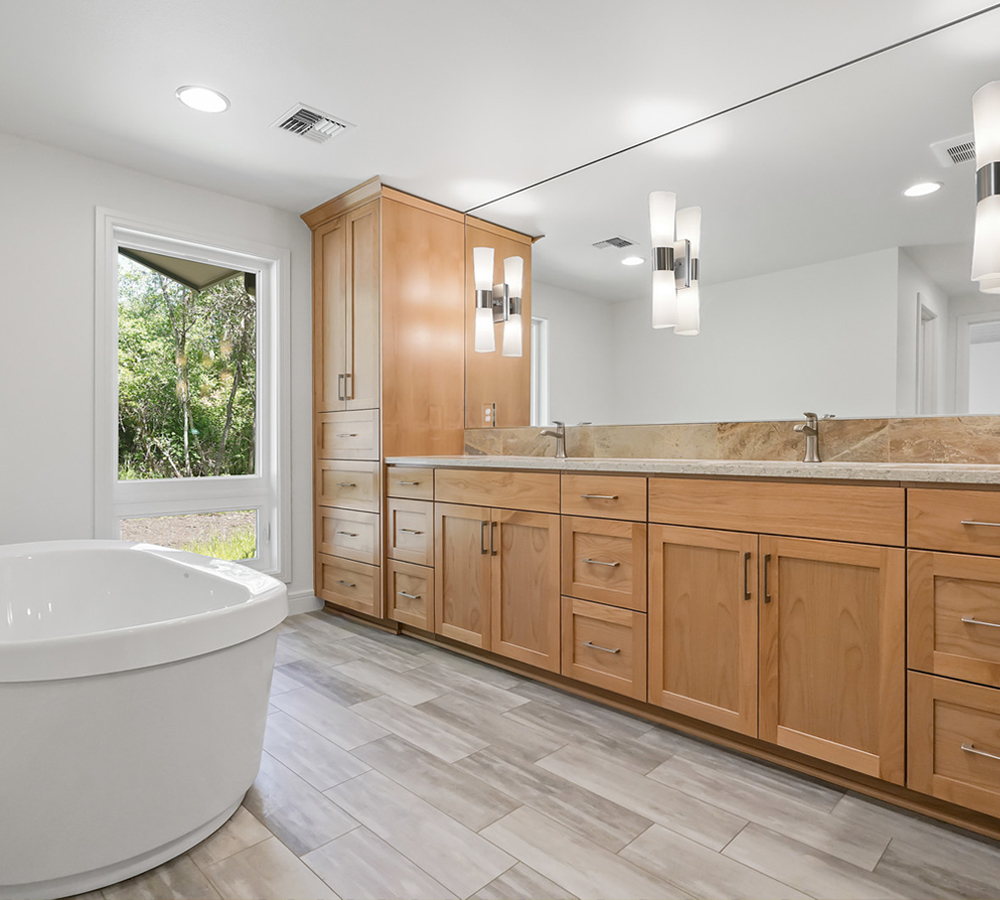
[
  {"xmin": 336, "ymin": 432, "xmax": 359, "ymax": 438},
  {"xmin": 337, "ymin": 373, "xmax": 345, "ymax": 401},
  {"xmin": 336, "ymin": 531, "xmax": 359, "ymax": 538},
  {"xmin": 583, "ymin": 558, "xmax": 620, "ymax": 567},
  {"xmin": 398, "ymin": 528, "xmax": 424, "ymax": 535},
  {"xmin": 397, "ymin": 481, "xmax": 421, "ymax": 486},
  {"xmin": 962, "ymin": 742, "xmax": 1000, "ymax": 762},
  {"xmin": 961, "ymin": 520, "xmax": 1000, "ymax": 528},
  {"xmin": 583, "ymin": 641, "xmax": 621, "ymax": 654},
  {"xmin": 961, "ymin": 616, "xmax": 1000, "ymax": 629},
  {"xmin": 336, "ymin": 482, "xmax": 357, "ymax": 488},
  {"xmin": 580, "ymin": 493, "xmax": 619, "ymax": 500},
  {"xmin": 490, "ymin": 520, "xmax": 499, "ymax": 556},
  {"xmin": 763, "ymin": 553, "xmax": 772, "ymax": 603},
  {"xmin": 336, "ymin": 579, "xmax": 356, "ymax": 588},
  {"xmin": 397, "ymin": 591, "xmax": 422, "ymax": 600},
  {"xmin": 344, "ymin": 372, "xmax": 353, "ymax": 400},
  {"xmin": 480, "ymin": 520, "xmax": 489, "ymax": 555},
  {"xmin": 743, "ymin": 551, "xmax": 752, "ymax": 601}
]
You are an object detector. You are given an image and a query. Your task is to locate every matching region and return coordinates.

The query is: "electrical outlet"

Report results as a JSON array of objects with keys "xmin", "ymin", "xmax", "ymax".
[{"xmin": 482, "ymin": 403, "xmax": 493, "ymax": 426}]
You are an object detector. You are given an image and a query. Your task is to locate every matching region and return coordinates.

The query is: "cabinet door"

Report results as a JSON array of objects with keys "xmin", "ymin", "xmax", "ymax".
[
  {"xmin": 491, "ymin": 509, "xmax": 561, "ymax": 672},
  {"xmin": 344, "ymin": 201, "xmax": 380, "ymax": 410},
  {"xmin": 759, "ymin": 536, "xmax": 905, "ymax": 784},
  {"xmin": 434, "ymin": 503, "xmax": 491, "ymax": 649},
  {"xmin": 648, "ymin": 525, "xmax": 759, "ymax": 736},
  {"xmin": 314, "ymin": 216, "xmax": 348, "ymax": 412}
]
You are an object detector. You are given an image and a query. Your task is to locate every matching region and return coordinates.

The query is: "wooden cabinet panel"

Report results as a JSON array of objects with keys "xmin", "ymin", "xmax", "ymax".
[
  {"xmin": 386, "ymin": 498, "xmax": 433, "ymax": 566},
  {"xmin": 909, "ymin": 672, "xmax": 1000, "ymax": 819},
  {"xmin": 386, "ymin": 560, "xmax": 434, "ymax": 632},
  {"xmin": 386, "ymin": 466, "xmax": 434, "ymax": 500},
  {"xmin": 648, "ymin": 478, "xmax": 905, "ymax": 546},
  {"xmin": 561, "ymin": 474, "xmax": 647, "ymax": 521},
  {"xmin": 317, "ymin": 410, "xmax": 379, "ymax": 460},
  {"xmin": 909, "ymin": 488, "xmax": 1000, "ymax": 556},
  {"xmin": 314, "ymin": 217, "xmax": 348, "ymax": 413},
  {"xmin": 648, "ymin": 525, "xmax": 759, "ymax": 737},
  {"xmin": 435, "ymin": 468, "xmax": 559, "ymax": 513},
  {"xmin": 562, "ymin": 597, "xmax": 647, "ymax": 701},
  {"xmin": 317, "ymin": 459, "xmax": 379, "ymax": 511},
  {"xmin": 562, "ymin": 516, "xmax": 646, "ymax": 611},
  {"xmin": 316, "ymin": 508, "xmax": 380, "ymax": 564},
  {"xmin": 490, "ymin": 509, "xmax": 561, "ymax": 673},
  {"xmin": 317, "ymin": 554, "xmax": 381, "ymax": 618},
  {"xmin": 909, "ymin": 550, "xmax": 1000, "ymax": 687},
  {"xmin": 434, "ymin": 503, "xmax": 492, "ymax": 649},
  {"xmin": 759, "ymin": 536, "xmax": 905, "ymax": 784},
  {"xmin": 344, "ymin": 201, "xmax": 380, "ymax": 410}
]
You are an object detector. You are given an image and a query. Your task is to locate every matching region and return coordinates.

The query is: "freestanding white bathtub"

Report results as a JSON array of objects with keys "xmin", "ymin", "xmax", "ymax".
[{"xmin": 0, "ymin": 540, "xmax": 288, "ymax": 900}]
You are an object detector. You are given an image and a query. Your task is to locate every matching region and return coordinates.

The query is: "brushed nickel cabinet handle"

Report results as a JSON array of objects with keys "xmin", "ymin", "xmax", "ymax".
[
  {"xmin": 743, "ymin": 551, "xmax": 752, "ymax": 602},
  {"xmin": 583, "ymin": 641, "xmax": 621, "ymax": 654},
  {"xmin": 336, "ymin": 433, "xmax": 359, "ymax": 438},
  {"xmin": 583, "ymin": 558, "xmax": 620, "ymax": 567},
  {"xmin": 336, "ymin": 531, "xmax": 359, "ymax": 537},
  {"xmin": 481, "ymin": 520, "xmax": 489, "ymax": 555},
  {"xmin": 491, "ymin": 520, "xmax": 499, "ymax": 556},
  {"xmin": 763, "ymin": 553, "xmax": 772, "ymax": 603},
  {"xmin": 397, "ymin": 481, "xmax": 421, "ymax": 485},
  {"xmin": 961, "ymin": 520, "xmax": 1000, "ymax": 528},
  {"xmin": 337, "ymin": 373, "xmax": 345, "ymax": 401},
  {"xmin": 580, "ymin": 494, "xmax": 619, "ymax": 500},
  {"xmin": 399, "ymin": 528, "xmax": 424, "ymax": 535},
  {"xmin": 336, "ymin": 579, "xmax": 356, "ymax": 588},
  {"xmin": 336, "ymin": 482, "xmax": 357, "ymax": 488},
  {"xmin": 962, "ymin": 742, "xmax": 1000, "ymax": 762},
  {"xmin": 961, "ymin": 616, "xmax": 1000, "ymax": 629},
  {"xmin": 397, "ymin": 591, "xmax": 421, "ymax": 600},
  {"xmin": 345, "ymin": 372, "xmax": 353, "ymax": 400}
]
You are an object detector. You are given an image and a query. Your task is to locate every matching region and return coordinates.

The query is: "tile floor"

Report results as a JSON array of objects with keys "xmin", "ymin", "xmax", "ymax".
[{"xmin": 66, "ymin": 609, "xmax": 1000, "ymax": 900}]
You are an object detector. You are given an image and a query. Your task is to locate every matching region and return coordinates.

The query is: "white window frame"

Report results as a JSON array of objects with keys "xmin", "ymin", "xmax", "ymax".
[{"xmin": 94, "ymin": 208, "xmax": 291, "ymax": 579}]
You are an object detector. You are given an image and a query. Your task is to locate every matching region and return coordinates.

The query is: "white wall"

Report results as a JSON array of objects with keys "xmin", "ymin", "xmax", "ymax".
[
  {"xmin": 969, "ymin": 340, "xmax": 1000, "ymax": 413},
  {"xmin": 0, "ymin": 132, "xmax": 316, "ymax": 604},
  {"xmin": 895, "ymin": 249, "xmax": 950, "ymax": 416}
]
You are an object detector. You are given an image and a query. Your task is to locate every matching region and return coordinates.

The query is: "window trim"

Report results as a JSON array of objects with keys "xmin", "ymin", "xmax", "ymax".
[{"xmin": 94, "ymin": 208, "xmax": 291, "ymax": 579}]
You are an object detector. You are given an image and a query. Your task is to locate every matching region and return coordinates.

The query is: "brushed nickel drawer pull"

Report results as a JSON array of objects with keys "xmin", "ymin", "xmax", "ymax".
[
  {"xmin": 962, "ymin": 742, "xmax": 1000, "ymax": 762},
  {"xmin": 397, "ymin": 591, "xmax": 422, "ymax": 600},
  {"xmin": 961, "ymin": 520, "xmax": 1000, "ymax": 528},
  {"xmin": 743, "ymin": 551, "xmax": 752, "ymax": 602},
  {"xmin": 481, "ymin": 520, "xmax": 489, "ymax": 555},
  {"xmin": 399, "ymin": 528, "xmax": 424, "ymax": 535},
  {"xmin": 763, "ymin": 554, "xmax": 772, "ymax": 603},
  {"xmin": 580, "ymin": 493, "xmax": 619, "ymax": 500},
  {"xmin": 336, "ymin": 531, "xmax": 359, "ymax": 537},
  {"xmin": 583, "ymin": 641, "xmax": 621, "ymax": 654},
  {"xmin": 583, "ymin": 558, "xmax": 620, "ymax": 567},
  {"xmin": 336, "ymin": 482, "xmax": 357, "ymax": 487},
  {"xmin": 336, "ymin": 579, "xmax": 356, "ymax": 588},
  {"xmin": 337, "ymin": 373, "xmax": 345, "ymax": 401},
  {"xmin": 336, "ymin": 432, "xmax": 359, "ymax": 438},
  {"xmin": 961, "ymin": 616, "xmax": 1000, "ymax": 629},
  {"xmin": 397, "ymin": 480, "xmax": 421, "ymax": 485}
]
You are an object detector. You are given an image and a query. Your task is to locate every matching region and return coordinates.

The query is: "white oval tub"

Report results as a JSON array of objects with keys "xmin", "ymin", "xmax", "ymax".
[{"xmin": 0, "ymin": 540, "xmax": 288, "ymax": 900}]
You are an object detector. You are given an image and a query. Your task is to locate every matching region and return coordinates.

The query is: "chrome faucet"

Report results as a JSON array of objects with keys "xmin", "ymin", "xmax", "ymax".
[
  {"xmin": 541, "ymin": 420, "xmax": 567, "ymax": 458},
  {"xmin": 793, "ymin": 412, "xmax": 834, "ymax": 463}
]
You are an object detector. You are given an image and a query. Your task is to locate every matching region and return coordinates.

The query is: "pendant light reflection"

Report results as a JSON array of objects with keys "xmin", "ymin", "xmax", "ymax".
[
  {"xmin": 648, "ymin": 192, "xmax": 702, "ymax": 334},
  {"xmin": 502, "ymin": 256, "xmax": 523, "ymax": 357},
  {"xmin": 473, "ymin": 247, "xmax": 496, "ymax": 352},
  {"xmin": 972, "ymin": 81, "xmax": 1000, "ymax": 293}
]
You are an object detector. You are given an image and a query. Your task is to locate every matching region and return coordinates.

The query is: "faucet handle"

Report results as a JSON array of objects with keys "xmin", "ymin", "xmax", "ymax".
[{"xmin": 802, "ymin": 411, "xmax": 818, "ymax": 419}]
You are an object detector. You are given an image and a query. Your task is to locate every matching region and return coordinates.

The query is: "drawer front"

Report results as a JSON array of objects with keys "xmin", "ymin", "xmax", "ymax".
[
  {"xmin": 317, "ymin": 508, "xmax": 380, "ymax": 564},
  {"xmin": 317, "ymin": 554, "xmax": 381, "ymax": 617},
  {"xmin": 562, "ymin": 517, "xmax": 647, "ymax": 611},
  {"xmin": 317, "ymin": 410, "xmax": 379, "ymax": 460},
  {"xmin": 386, "ymin": 498, "xmax": 434, "ymax": 566},
  {"xmin": 649, "ymin": 477, "xmax": 905, "ymax": 546},
  {"xmin": 386, "ymin": 560, "xmax": 434, "ymax": 631},
  {"xmin": 909, "ymin": 489, "xmax": 1000, "ymax": 556},
  {"xmin": 435, "ymin": 468, "xmax": 559, "ymax": 513},
  {"xmin": 317, "ymin": 460, "xmax": 380, "ymax": 511},
  {"xmin": 909, "ymin": 672, "xmax": 1000, "ymax": 819},
  {"xmin": 909, "ymin": 550, "xmax": 1000, "ymax": 687},
  {"xmin": 561, "ymin": 474, "xmax": 647, "ymax": 521},
  {"xmin": 387, "ymin": 466, "xmax": 434, "ymax": 500},
  {"xmin": 561, "ymin": 596, "xmax": 647, "ymax": 701}
]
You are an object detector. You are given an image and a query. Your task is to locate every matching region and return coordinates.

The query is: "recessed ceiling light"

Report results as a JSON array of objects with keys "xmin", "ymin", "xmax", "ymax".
[
  {"xmin": 903, "ymin": 181, "xmax": 942, "ymax": 197},
  {"xmin": 621, "ymin": 256, "xmax": 645, "ymax": 266},
  {"xmin": 175, "ymin": 85, "xmax": 230, "ymax": 113}
]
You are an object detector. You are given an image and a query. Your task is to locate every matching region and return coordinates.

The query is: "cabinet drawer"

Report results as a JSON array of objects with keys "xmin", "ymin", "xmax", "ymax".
[
  {"xmin": 386, "ymin": 560, "xmax": 434, "ymax": 631},
  {"xmin": 386, "ymin": 498, "xmax": 433, "ymax": 566},
  {"xmin": 435, "ymin": 468, "xmax": 559, "ymax": 513},
  {"xmin": 561, "ymin": 474, "xmax": 647, "ymax": 521},
  {"xmin": 317, "ymin": 460, "xmax": 379, "ymax": 511},
  {"xmin": 909, "ymin": 672, "xmax": 1000, "ymax": 819},
  {"xmin": 649, "ymin": 477, "xmax": 905, "ymax": 546},
  {"xmin": 317, "ymin": 410, "xmax": 379, "ymax": 460},
  {"xmin": 562, "ymin": 516, "xmax": 647, "ymax": 611},
  {"xmin": 317, "ymin": 508, "xmax": 380, "ymax": 564},
  {"xmin": 909, "ymin": 489, "xmax": 1000, "ymax": 556},
  {"xmin": 561, "ymin": 597, "xmax": 647, "ymax": 701},
  {"xmin": 387, "ymin": 466, "xmax": 434, "ymax": 500},
  {"xmin": 317, "ymin": 555, "xmax": 381, "ymax": 617},
  {"xmin": 909, "ymin": 550, "xmax": 1000, "ymax": 687}
]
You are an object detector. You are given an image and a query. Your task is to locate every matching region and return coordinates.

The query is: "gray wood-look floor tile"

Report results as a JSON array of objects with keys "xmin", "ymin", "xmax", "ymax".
[
  {"xmin": 336, "ymin": 634, "xmax": 431, "ymax": 672},
  {"xmin": 268, "ymin": 667, "xmax": 303, "ymax": 697},
  {"xmin": 536, "ymin": 743, "xmax": 747, "ymax": 851},
  {"xmin": 277, "ymin": 630, "xmax": 365, "ymax": 669},
  {"xmin": 351, "ymin": 735, "xmax": 520, "ymax": 831},
  {"xmin": 417, "ymin": 646, "xmax": 527, "ymax": 689},
  {"xmin": 350, "ymin": 694, "xmax": 488, "ymax": 762},
  {"xmin": 101, "ymin": 854, "xmax": 221, "ymax": 900},
  {"xmin": 286, "ymin": 611, "xmax": 358, "ymax": 642},
  {"xmin": 456, "ymin": 747, "xmax": 653, "ymax": 852},
  {"xmin": 325, "ymin": 770, "xmax": 515, "ymax": 898},
  {"xmin": 302, "ymin": 826, "xmax": 457, "ymax": 900},
  {"xmin": 332, "ymin": 659, "xmax": 448, "ymax": 706},
  {"xmin": 620, "ymin": 823, "xmax": 811, "ymax": 900},
  {"xmin": 272, "ymin": 639, "xmax": 306, "ymax": 666},
  {"xmin": 263, "ymin": 710, "xmax": 370, "ymax": 791},
  {"xmin": 470, "ymin": 862, "xmax": 579, "ymax": 900},
  {"xmin": 416, "ymin": 659, "xmax": 533, "ymax": 712},
  {"xmin": 188, "ymin": 806, "xmax": 272, "ymax": 870},
  {"xmin": 201, "ymin": 836, "xmax": 341, "ymax": 900},
  {"xmin": 68, "ymin": 892, "xmax": 106, "ymax": 900},
  {"xmin": 510, "ymin": 680, "xmax": 653, "ymax": 738},
  {"xmin": 277, "ymin": 658, "xmax": 382, "ymax": 706},
  {"xmin": 270, "ymin": 686, "xmax": 388, "ymax": 750},
  {"xmin": 480, "ymin": 806, "xmax": 690, "ymax": 900}
]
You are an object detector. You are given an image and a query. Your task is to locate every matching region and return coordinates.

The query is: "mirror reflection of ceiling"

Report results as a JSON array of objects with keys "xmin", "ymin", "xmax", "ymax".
[{"xmin": 473, "ymin": 6, "xmax": 1000, "ymax": 302}]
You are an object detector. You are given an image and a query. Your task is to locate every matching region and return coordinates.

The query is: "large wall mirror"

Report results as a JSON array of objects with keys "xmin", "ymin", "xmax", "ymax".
[{"xmin": 467, "ymin": 8, "xmax": 1000, "ymax": 427}]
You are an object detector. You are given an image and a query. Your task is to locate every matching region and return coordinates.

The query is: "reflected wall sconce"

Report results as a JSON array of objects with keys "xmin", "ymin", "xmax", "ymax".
[
  {"xmin": 973, "ymin": 81, "xmax": 1000, "ymax": 293},
  {"xmin": 473, "ymin": 247, "xmax": 525, "ymax": 356},
  {"xmin": 649, "ymin": 191, "xmax": 702, "ymax": 334}
]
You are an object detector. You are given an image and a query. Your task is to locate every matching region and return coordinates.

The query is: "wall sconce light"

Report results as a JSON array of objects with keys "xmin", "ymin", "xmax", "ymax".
[
  {"xmin": 973, "ymin": 81, "xmax": 1000, "ymax": 293},
  {"xmin": 648, "ymin": 192, "xmax": 702, "ymax": 334},
  {"xmin": 473, "ymin": 248, "xmax": 525, "ymax": 356}
]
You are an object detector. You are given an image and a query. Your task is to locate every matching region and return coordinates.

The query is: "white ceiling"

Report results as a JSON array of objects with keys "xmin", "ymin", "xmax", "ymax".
[{"xmin": 0, "ymin": 0, "xmax": 995, "ymax": 218}]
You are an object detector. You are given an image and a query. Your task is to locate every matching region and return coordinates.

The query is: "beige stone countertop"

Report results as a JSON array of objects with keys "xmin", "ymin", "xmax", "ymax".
[{"xmin": 384, "ymin": 455, "xmax": 1000, "ymax": 484}]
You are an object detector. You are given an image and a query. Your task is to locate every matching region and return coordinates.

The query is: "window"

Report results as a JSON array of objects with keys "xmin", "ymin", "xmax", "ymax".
[{"xmin": 95, "ymin": 210, "xmax": 290, "ymax": 577}]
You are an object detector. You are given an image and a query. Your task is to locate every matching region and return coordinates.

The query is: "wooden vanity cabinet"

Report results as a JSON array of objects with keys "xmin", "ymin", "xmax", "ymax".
[{"xmin": 434, "ymin": 503, "xmax": 492, "ymax": 648}]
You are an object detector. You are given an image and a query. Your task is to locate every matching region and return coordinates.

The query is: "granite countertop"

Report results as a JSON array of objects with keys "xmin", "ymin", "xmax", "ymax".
[{"xmin": 384, "ymin": 455, "xmax": 1000, "ymax": 485}]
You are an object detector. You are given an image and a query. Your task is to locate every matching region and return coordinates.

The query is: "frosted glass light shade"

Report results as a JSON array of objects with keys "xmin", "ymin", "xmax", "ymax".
[
  {"xmin": 648, "ymin": 192, "xmax": 676, "ymax": 247},
  {"xmin": 473, "ymin": 247, "xmax": 495, "ymax": 292},
  {"xmin": 504, "ymin": 256, "xmax": 523, "ymax": 298},
  {"xmin": 675, "ymin": 284, "xmax": 700, "ymax": 335},
  {"xmin": 973, "ymin": 194, "xmax": 1000, "ymax": 290},
  {"xmin": 676, "ymin": 206, "xmax": 702, "ymax": 258},
  {"xmin": 474, "ymin": 307, "xmax": 496, "ymax": 352},
  {"xmin": 973, "ymin": 82, "xmax": 1000, "ymax": 168},
  {"xmin": 652, "ymin": 269, "xmax": 677, "ymax": 328},
  {"xmin": 502, "ymin": 313, "xmax": 523, "ymax": 357}
]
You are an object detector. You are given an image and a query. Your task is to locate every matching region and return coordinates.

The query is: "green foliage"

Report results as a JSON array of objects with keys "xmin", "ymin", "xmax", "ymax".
[
  {"xmin": 183, "ymin": 525, "xmax": 257, "ymax": 561},
  {"xmin": 117, "ymin": 256, "xmax": 256, "ymax": 479}
]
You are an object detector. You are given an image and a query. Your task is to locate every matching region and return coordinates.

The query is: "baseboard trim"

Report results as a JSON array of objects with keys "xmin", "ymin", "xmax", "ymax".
[{"xmin": 286, "ymin": 590, "xmax": 323, "ymax": 616}]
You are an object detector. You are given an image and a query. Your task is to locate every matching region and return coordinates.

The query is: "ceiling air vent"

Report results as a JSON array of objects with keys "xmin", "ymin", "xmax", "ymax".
[
  {"xmin": 272, "ymin": 104, "xmax": 354, "ymax": 144},
  {"xmin": 930, "ymin": 133, "xmax": 976, "ymax": 167},
  {"xmin": 592, "ymin": 236, "xmax": 637, "ymax": 250}
]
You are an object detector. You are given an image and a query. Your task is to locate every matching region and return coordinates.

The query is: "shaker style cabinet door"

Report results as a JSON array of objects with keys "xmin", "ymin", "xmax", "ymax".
[
  {"xmin": 648, "ymin": 525, "xmax": 759, "ymax": 736},
  {"xmin": 758, "ymin": 535, "xmax": 905, "ymax": 784},
  {"xmin": 313, "ymin": 216, "xmax": 348, "ymax": 412},
  {"xmin": 434, "ymin": 503, "xmax": 492, "ymax": 649},
  {"xmin": 343, "ymin": 201, "xmax": 380, "ymax": 410}
]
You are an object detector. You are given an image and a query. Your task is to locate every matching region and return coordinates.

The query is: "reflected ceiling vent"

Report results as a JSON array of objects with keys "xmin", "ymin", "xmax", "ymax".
[
  {"xmin": 272, "ymin": 104, "xmax": 354, "ymax": 143},
  {"xmin": 931, "ymin": 133, "xmax": 976, "ymax": 167},
  {"xmin": 592, "ymin": 236, "xmax": 637, "ymax": 250}
]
